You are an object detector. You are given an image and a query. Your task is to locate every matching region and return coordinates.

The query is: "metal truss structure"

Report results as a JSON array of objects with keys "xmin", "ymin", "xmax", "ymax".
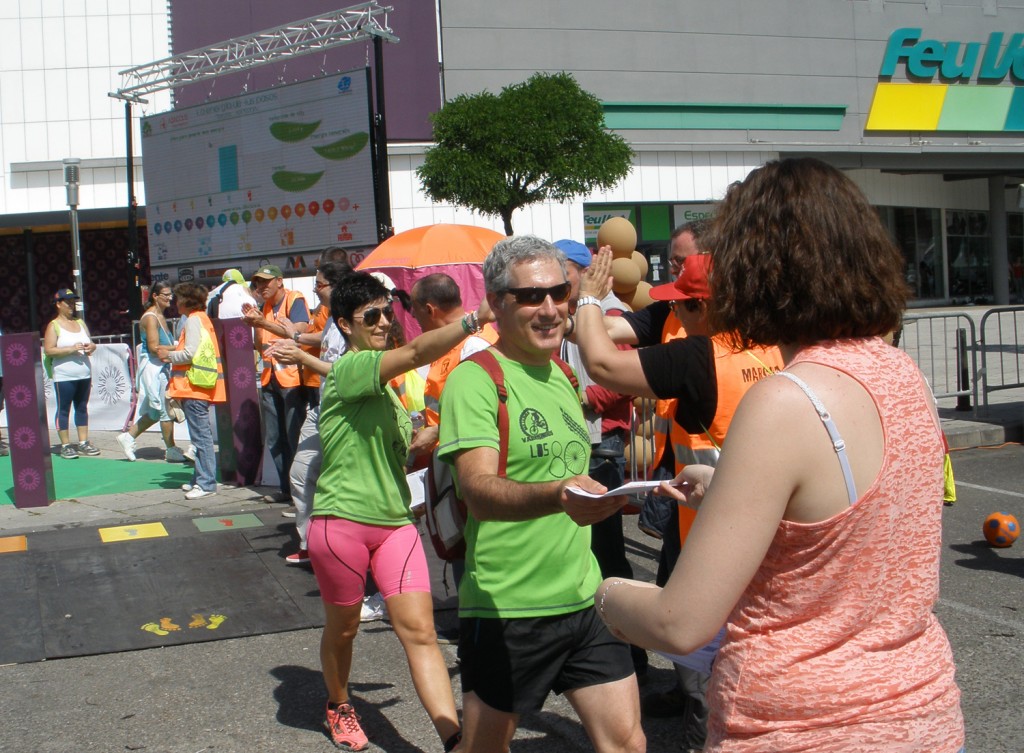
[{"xmin": 111, "ymin": 1, "xmax": 396, "ymax": 100}]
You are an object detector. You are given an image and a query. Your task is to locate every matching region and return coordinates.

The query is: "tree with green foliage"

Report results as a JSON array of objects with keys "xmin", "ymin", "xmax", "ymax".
[{"xmin": 417, "ymin": 72, "xmax": 633, "ymax": 235}]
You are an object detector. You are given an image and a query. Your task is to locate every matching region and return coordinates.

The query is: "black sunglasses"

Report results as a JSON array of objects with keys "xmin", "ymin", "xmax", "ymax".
[
  {"xmin": 502, "ymin": 282, "xmax": 572, "ymax": 306},
  {"xmin": 353, "ymin": 303, "xmax": 394, "ymax": 327},
  {"xmin": 678, "ymin": 298, "xmax": 703, "ymax": 313}
]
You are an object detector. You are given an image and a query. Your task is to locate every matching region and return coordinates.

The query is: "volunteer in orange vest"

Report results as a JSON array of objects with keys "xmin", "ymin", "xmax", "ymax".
[
  {"xmin": 157, "ymin": 282, "xmax": 227, "ymax": 500},
  {"xmin": 588, "ymin": 220, "xmax": 709, "ymax": 731},
  {"xmin": 406, "ymin": 272, "xmax": 498, "ymax": 462},
  {"xmin": 242, "ymin": 264, "xmax": 310, "ymax": 503},
  {"xmin": 572, "ymin": 249, "xmax": 783, "ymax": 753}
]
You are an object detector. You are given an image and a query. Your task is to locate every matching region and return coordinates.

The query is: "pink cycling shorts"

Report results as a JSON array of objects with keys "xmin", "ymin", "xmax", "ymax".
[{"xmin": 307, "ymin": 516, "xmax": 432, "ymax": 606}]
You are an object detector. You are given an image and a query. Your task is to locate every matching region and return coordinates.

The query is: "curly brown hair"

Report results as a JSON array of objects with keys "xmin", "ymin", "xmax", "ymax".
[
  {"xmin": 705, "ymin": 158, "xmax": 908, "ymax": 349},
  {"xmin": 173, "ymin": 282, "xmax": 209, "ymax": 313}
]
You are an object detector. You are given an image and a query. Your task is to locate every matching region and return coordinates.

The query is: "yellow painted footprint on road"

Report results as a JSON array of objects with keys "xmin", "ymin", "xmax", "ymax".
[
  {"xmin": 142, "ymin": 613, "xmax": 226, "ymax": 636},
  {"xmin": 159, "ymin": 617, "xmax": 181, "ymax": 632}
]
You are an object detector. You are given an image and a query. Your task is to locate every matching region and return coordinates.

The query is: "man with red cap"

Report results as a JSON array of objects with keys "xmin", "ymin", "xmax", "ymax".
[{"xmin": 572, "ymin": 248, "xmax": 785, "ymax": 753}]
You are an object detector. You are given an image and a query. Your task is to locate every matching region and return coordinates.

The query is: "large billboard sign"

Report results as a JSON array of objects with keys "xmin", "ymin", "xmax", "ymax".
[
  {"xmin": 867, "ymin": 28, "xmax": 1024, "ymax": 132},
  {"xmin": 141, "ymin": 70, "xmax": 378, "ymax": 283}
]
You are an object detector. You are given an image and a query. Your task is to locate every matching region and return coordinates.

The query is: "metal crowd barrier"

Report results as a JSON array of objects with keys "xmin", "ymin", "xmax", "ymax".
[
  {"xmin": 898, "ymin": 312, "xmax": 979, "ymax": 409},
  {"xmin": 978, "ymin": 305, "xmax": 1024, "ymax": 408}
]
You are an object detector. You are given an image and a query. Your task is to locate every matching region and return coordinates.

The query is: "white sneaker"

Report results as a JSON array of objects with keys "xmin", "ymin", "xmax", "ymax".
[
  {"xmin": 182, "ymin": 445, "xmax": 196, "ymax": 463},
  {"xmin": 181, "ymin": 483, "xmax": 194, "ymax": 492},
  {"xmin": 164, "ymin": 446, "xmax": 187, "ymax": 463},
  {"xmin": 360, "ymin": 593, "xmax": 387, "ymax": 623},
  {"xmin": 185, "ymin": 487, "xmax": 216, "ymax": 500},
  {"xmin": 116, "ymin": 432, "xmax": 137, "ymax": 462}
]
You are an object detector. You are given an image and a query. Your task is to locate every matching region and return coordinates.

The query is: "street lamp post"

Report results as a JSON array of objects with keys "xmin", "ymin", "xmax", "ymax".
[{"xmin": 63, "ymin": 157, "xmax": 85, "ymax": 317}]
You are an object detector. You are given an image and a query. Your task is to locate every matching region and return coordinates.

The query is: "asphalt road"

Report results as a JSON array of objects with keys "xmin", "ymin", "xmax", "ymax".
[{"xmin": 0, "ymin": 445, "xmax": 1021, "ymax": 753}]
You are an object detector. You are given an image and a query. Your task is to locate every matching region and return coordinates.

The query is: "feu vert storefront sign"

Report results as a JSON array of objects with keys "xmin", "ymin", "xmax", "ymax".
[{"xmin": 866, "ymin": 27, "xmax": 1024, "ymax": 131}]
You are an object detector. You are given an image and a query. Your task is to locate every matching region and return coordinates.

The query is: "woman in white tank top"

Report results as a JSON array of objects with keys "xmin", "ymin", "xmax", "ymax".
[{"xmin": 43, "ymin": 288, "xmax": 99, "ymax": 459}]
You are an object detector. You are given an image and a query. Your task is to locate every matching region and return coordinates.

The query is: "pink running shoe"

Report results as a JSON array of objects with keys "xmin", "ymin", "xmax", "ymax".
[{"xmin": 324, "ymin": 702, "xmax": 368, "ymax": 750}]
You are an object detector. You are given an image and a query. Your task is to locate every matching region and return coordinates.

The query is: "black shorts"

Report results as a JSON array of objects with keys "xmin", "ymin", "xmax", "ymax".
[{"xmin": 458, "ymin": 607, "xmax": 634, "ymax": 714}]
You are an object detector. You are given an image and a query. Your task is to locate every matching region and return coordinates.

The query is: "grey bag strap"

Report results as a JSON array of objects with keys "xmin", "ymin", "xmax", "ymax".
[{"xmin": 776, "ymin": 371, "xmax": 858, "ymax": 505}]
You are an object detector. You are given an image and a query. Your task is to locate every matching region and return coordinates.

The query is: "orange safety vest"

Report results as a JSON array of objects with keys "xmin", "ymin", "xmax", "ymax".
[
  {"xmin": 168, "ymin": 311, "xmax": 227, "ymax": 403},
  {"xmin": 422, "ymin": 322, "xmax": 499, "ymax": 426},
  {"xmin": 299, "ymin": 304, "xmax": 330, "ymax": 389},
  {"xmin": 256, "ymin": 288, "xmax": 307, "ymax": 388},
  {"xmin": 648, "ymin": 311, "xmax": 687, "ymax": 473},
  {"xmin": 673, "ymin": 335, "xmax": 785, "ymax": 543}
]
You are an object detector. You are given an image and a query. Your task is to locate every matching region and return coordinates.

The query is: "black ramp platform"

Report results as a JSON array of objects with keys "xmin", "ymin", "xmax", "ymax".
[
  {"xmin": 0, "ymin": 553, "xmax": 45, "ymax": 665},
  {"xmin": 0, "ymin": 512, "xmax": 462, "ymax": 665},
  {"xmin": 20, "ymin": 525, "xmax": 323, "ymax": 661}
]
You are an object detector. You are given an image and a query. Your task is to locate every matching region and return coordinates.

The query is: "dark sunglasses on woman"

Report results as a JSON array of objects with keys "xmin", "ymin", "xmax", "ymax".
[{"xmin": 354, "ymin": 303, "xmax": 394, "ymax": 327}]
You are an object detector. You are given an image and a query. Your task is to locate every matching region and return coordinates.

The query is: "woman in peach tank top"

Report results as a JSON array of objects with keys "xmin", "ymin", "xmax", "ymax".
[{"xmin": 591, "ymin": 158, "xmax": 965, "ymax": 752}]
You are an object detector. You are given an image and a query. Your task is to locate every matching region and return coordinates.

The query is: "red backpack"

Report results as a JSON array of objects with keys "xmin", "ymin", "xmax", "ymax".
[{"xmin": 424, "ymin": 349, "xmax": 578, "ymax": 561}]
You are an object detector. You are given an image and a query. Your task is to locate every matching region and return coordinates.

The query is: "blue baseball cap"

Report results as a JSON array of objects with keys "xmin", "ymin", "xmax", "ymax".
[{"xmin": 554, "ymin": 239, "xmax": 593, "ymax": 269}]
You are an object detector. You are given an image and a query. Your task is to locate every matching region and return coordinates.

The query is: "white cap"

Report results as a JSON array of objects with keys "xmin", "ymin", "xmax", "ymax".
[{"xmin": 371, "ymin": 271, "xmax": 397, "ymax": 291}]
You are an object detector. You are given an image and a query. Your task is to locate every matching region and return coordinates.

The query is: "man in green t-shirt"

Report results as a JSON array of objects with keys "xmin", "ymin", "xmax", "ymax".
[{"xmin": 438, "ymin": 235, "xmax": 645, "ymax": 753}]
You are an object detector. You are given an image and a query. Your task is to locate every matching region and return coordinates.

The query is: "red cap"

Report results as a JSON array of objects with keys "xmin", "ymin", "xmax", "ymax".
[{"xmin": 649, "ymin": 254, "xmax": 712, "ymax": 301}]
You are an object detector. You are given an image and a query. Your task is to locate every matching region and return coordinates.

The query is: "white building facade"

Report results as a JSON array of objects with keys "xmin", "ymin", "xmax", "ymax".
[{"xmin": 3, "ymin": 0, "xmax": 1024, "ymax": 330}]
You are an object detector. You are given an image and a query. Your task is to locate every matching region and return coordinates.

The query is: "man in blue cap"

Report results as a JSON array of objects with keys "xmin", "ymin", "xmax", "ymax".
[{"xmin": 555, "ymin": 238, "xmax": 648, "ymax": 678}]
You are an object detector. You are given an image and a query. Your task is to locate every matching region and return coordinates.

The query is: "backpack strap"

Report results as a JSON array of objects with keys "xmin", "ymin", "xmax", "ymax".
[
  {"xmin": 551, "ymin": 353, "xmax": 579, "ymax": 391},
  {"xmin": 207, "ymin": 280, "xmax": 235, "ymax": 318},
  {"xmin": 465, "ymin": 350, "xmax": 580, "ymax": 478},
  {"xmin": 465, "ymin": 349, "xmax": 510, "ymax": 477}
]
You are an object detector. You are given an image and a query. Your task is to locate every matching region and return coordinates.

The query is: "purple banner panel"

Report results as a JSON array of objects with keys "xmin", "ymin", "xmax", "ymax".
[
  {"xmin": 1, "ymin": 333, "xmax": 55, "ymax": 508},
  {"xmin": 214, "ymin": 318, "xmax": 262, "ymax": 487}
]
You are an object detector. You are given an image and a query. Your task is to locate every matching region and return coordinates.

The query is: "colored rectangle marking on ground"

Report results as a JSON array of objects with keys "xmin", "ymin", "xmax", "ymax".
[
  {"xmin": 865, "ymin": 82, "xmax": 946, "ymax": 130},
  {"xmin": 98, "ymin": 522, "xmax": 169, "ymax": 543},
  {"xmin": 192, "ymin": 513, "xmax": 264, "ymax": 532},
  {"xmin": 0, "ymin": 535, "xmax": 28, "ymax": 553}
]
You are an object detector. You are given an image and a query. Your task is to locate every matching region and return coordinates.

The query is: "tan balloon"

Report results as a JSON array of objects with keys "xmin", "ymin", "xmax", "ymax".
[
  {"xmin": 625, "ymin": 435, "xmax": 655, "ymax": 468},
  {"xmin": 637, "ymin": 415, "xmax": 656, "ymax": 439},
  {"xmin": 632, "ymin": 395, "xmax": 655, "ymax": 417},
  {"xmin": 597, "ymin": 217, "xmax": 637, "ymax": 257},
  {"xmin": 631, "ymin": 251, "xmax": 649, "ymax": 278},
  {"xmin": 611, "ymin": 258, "xmax": 642, "ymax": 295},
  {"xmin": 631, "ymin": 281, "xmax": 654, "ymax": 310}
]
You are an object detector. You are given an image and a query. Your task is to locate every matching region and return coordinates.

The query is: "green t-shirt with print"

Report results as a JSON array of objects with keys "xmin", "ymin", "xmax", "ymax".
[
  {"xmin": 314, "ymin": 349, "xmax": 414, "ymax": 526},
  {"xmin": 437, "ymin": 350, "xmax": 600, "ymax": 618}
]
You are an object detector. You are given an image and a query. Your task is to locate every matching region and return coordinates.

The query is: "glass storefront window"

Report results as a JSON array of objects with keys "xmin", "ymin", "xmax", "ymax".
[
  {"xmin": 946, "ymin": 210, "xmax": 993, "ymax": 303},
  {"xmin": 1008, "ymin": 213, "xmax": 1024, "ymax": 304},
  {"xmin": 879, "ymin": 206, "xmax": 944, "ymax": 300}
]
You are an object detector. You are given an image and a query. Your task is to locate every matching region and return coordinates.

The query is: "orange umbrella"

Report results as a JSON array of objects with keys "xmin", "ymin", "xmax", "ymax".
[
  {"xmin": 354, "ymin": 223, "xmax": 505, "ymax": 337},
  {"xmin": 355, "ymin": 223, "xmax": 504, "ymax": 270}
]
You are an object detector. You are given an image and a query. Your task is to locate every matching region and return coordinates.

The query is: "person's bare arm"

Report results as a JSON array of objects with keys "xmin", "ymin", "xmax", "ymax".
[
  {"xmin": 242, "ymin": 302, "xmax": 309, "ymax": 339},
  {"xmin": 378, "ymin": 299, "xmax": 493, "ymax": 384},
  {"xmin": 262, "ymin": 338, "xmax": 331, "ymax": 376},
  {"xmin": 408, "ymin": 424, "xmax": 440, "ymax": 456},
  {"xmin": 574, "ymin": 248, "xmax": 657, "ymax": 398},
  {"xmin": 595, "ymin": 378, "xmax": 799, "ymax": 655},
  {"xmin": 277, "ymin": 314, "xmax": 323, "ymax": 347},
  {"xmin": 142, "ymin": 313, "xmax": 162, "ymax": 358},
  {"xmin": 453, "ymin": 445, "xmax": 608, "ymax": 522}
]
